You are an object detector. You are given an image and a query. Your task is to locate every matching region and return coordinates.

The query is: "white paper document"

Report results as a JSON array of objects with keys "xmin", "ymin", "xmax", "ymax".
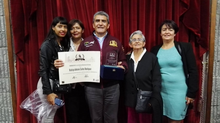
[{"xmin": 58, "ymin": 51, "xmax": 100, "ymax": 85}]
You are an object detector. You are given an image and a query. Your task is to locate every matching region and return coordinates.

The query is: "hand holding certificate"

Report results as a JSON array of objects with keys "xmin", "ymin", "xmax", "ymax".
[{"xmin": 58, "ymin": 51, "xmax": 100, "ymax": 85}]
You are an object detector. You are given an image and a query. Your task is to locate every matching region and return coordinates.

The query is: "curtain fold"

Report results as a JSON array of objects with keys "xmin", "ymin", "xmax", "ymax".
[{"xmin": 10, "ymin": 0, "xmax": 209, "ymax": 123}]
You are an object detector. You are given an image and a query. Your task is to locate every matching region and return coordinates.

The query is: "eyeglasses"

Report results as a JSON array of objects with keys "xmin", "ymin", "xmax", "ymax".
[{"xmin": 130, "ymin": 38, "xmax": 143, "ymax": 42}]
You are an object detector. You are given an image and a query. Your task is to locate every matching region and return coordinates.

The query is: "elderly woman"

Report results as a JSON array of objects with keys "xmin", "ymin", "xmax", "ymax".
[
  {"xmin": 151, "ymin": 20, "xmax": 198, "ymax": 123},
  {"xmin": 124, "ymin": 30, "xmax": 163, "ymax": 123}
]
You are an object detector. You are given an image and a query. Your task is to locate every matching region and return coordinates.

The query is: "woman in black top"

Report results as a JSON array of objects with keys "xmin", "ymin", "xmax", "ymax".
[
  {"xmin": 38, "ymin": 16, "xmax": 69, "ymax": 122},
  {"xmin": 125, "ymin": 30, "xmax": 162, "ymax": 123}
]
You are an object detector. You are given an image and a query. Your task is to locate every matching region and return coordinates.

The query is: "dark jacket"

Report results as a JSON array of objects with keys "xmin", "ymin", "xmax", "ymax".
[
  {"xmin": 125, "ymin": 51, "xmax": 163, "ymax": 123},
  {"xmin": 150, "ymin": 41, "xmax": 199, "ymax": 98},
  {"xmin": 78, "ymin": 33, "xmax": 128, "ymax": 88},
  {"xmin": 38, "ymin": 39, "xmax": 68, "ymax": 95}
]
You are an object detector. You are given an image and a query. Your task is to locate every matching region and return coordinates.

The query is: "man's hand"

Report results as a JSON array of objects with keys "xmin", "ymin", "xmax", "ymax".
[{"xmin": 117, "ymin": 61, "xmax": 125, "ymax": 70}]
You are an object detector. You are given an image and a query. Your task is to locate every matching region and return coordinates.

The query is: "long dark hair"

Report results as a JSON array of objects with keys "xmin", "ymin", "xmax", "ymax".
[{"xmin": 45, "ymin": 17, "xmax": 70, "ymax": 51}]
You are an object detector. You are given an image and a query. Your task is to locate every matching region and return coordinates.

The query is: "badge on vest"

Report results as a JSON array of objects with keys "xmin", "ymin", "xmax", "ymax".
[
  {"xmin": 84, "ymin": 41, "xmax": 94, "ymax": 47},
  {"xmin": 109, "ymin": 40, "xmax": 117, "ymax": 47}
]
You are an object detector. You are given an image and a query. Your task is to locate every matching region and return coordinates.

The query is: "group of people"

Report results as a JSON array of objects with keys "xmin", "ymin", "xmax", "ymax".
[{"xmin": 38, "ymin": 11, "xmax": 198, "ymax": 123}]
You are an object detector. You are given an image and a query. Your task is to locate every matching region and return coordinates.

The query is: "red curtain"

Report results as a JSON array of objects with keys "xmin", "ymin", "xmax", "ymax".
[{"xmin": 10, "ymin": 0, "xmax": 209, "ymax": 123}]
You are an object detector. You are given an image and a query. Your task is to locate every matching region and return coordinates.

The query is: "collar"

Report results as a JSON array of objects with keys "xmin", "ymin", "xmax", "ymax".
[
  {"xmin": 130, "ymin": 48, "xmax": 147, "ymax": 62},
  {"xmin": 93, "ymin": 32, "xmax": 108, "ymax": 39},
  {"xmin": 69, "ymin": 38, "xmax": 83, "ymax": 51}
]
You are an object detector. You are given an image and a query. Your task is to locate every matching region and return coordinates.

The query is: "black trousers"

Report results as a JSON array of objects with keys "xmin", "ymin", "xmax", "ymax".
[{"xmin": 64, "ymin": 84, "xmax": 91, "ymax": 123}]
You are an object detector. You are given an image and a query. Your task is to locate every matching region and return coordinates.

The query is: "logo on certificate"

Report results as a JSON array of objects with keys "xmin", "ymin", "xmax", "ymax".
[
  {"xmin": 106, "ymin": 51, "xmax": 118, "ymax": 66},
  {"xmin": 75, "ymin": 54, "xmax": 85, "ymax": 61}
]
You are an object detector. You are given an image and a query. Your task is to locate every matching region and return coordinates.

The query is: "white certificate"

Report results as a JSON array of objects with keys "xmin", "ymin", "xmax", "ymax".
[{"xmin": 58, "ymin": 51, "xmax": 100, "ymax": 85}]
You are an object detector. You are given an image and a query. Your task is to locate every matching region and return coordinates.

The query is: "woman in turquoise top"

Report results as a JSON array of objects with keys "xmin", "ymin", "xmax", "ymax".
[{"xmin": 151, "ymin": 20, "xmax": 198, "ymax": 123}]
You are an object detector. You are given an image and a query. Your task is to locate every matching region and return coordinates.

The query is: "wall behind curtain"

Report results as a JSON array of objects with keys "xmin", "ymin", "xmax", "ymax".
[{"xmin": 10, "ymin": 0, "xmax": 209, "ymax": 123}]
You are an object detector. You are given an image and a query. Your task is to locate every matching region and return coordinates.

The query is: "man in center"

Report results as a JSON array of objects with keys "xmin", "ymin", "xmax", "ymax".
[{"xmin": 78, "ymin": 11, "xmax": 128, "ymax": 123}]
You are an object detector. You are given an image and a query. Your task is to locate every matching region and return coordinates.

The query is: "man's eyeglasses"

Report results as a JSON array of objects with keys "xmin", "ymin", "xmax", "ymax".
[{"xmin": 130, "ymin": 38, "xmax": 143, "ymax": 42}]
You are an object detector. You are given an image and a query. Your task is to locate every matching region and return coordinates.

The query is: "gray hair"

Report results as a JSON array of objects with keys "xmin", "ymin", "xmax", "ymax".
[
  {"xmin": 129, "ymin": 30, "xmax": 146, "ymax": 43},
  {"xmin": 93, "ymin": 11, "xmax": 110, "ymax": 23}
]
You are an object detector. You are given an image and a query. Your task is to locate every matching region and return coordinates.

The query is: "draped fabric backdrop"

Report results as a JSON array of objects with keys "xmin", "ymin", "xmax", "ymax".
[{"xmin": 10, "ymin": 0, "xmax": 209, "ymax": 123}]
